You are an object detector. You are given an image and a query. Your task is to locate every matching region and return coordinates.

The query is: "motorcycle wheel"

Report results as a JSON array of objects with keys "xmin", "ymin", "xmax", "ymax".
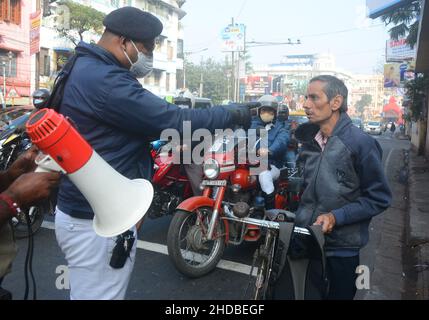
[
  {"xmin": 252, "ymin": 232, "xmax": 277, "ymax": 300},
  {"xmin": 11, "ymin": 200, "xmax": 52, "ymax": 239},
  {"xmin": 167, "ymin": 207, "xmax": 225, "ymax": 278}
]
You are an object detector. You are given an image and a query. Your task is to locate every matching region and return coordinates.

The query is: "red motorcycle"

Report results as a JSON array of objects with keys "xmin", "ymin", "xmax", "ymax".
[
  {"xmin": 146, "ymin": 141, "xmax": 194, "ymax": 219},
  {"xmin": 166, "ymin": 132, "xmax": 302, "ymax": 278}
]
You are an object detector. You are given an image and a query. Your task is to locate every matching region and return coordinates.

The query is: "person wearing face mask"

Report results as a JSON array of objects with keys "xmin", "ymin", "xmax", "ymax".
[
  {"xmin": 53, "ymin": 7, "xmax": 252, "ymax": 300},
  {"xmin": 251, "ymin": 95, "xmax": 290, "ymax": 210}
]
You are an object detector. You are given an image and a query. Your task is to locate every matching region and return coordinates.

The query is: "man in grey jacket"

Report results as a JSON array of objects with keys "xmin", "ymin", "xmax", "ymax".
[{"xmin": 294, "ymin": 75, "xmax": 392, "ymax": 300}]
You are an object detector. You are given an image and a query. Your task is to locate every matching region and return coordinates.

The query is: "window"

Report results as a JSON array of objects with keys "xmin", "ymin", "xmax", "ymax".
[
  {"xmin": 111, "ymin": 0, "xmax": 119, "ymax": 8},
  {"xmin": 40, "ymin": 48, "xmax": 50, "ymax": 76},
  {"xmin": 55, "ymin": 50, "xmax": 72, "ymax": 72},
  {"xmin": 166, "ymin": 73, "xmax": 170, "ymax": 91},
  {"xmin": 0, "ymin": 0, "xmax": 21, "ymax": 24},
  {"xmin": 167, "ymin": 41, "xmax": 174, "ymax": 61},
  {"xmin": 0, "ymin": 50, "xmax": 17, "ymax": 77},
  {"xmin": 177, "ymin": 39, "xmax": 184, "ymax": 59},
  {"xmin": 176, "ymin": 69, "xmax": 184, "ymax": 89},
  {"xmin": 154, "ymin": 71, "xmax": 161, "ymax": 86}
]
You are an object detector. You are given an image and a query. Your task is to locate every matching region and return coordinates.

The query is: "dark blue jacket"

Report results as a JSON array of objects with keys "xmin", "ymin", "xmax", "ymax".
[
  {"xmin": 250, "ymin": 117, "xmax": 289, "ymax": 168},
  {"xmin": 57, "ymin": 42, "xmax": 234, "ymax": 219},
  {"xmin": 294, "ymin": 113, "xmax": 392, "ymax": 255}
]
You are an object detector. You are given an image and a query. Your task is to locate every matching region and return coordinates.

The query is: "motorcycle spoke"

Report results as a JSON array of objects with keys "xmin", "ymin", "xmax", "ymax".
[{"xmin": 175, "ymin": 209, "xmax": 223, "ymax": 270}]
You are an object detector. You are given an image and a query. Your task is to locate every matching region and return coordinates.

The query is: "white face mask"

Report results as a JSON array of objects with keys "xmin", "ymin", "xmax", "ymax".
[
  {"xmin": 33, "ymin": 99, "xmax": 45, "ymax": 106},
  {"xmin": 123, "ymin": 40, "xmax": 153, "ymax": 78},
  {"xmin": 260, "ymin": 113, "xmax": 275, "ymax": 123}
]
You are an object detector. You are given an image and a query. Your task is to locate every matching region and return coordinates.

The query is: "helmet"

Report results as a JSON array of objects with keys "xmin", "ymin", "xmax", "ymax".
[
  {"xmin": 257, "ymin": 95, "xmax": 278, "ymax": 117},
  {"xmin": 277, "ymin": 104, "xmax": 290, "ymax": 122},
  {"xmin": 32, "ymin": 88, "xmax": 50, "ymax": 109},
  {"xmin": 173, "ymin": 89, "xmax": 195, "ymax": 109}
]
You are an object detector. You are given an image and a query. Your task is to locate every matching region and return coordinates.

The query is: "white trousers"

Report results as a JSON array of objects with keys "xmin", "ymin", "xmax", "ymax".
[
  {"xmin": 259, "ymin": 165, "xmax": 281, "ymax": 194},
  {"xmin": 55, "ymin": 208, "xmax": 137, "ymax": 300}
]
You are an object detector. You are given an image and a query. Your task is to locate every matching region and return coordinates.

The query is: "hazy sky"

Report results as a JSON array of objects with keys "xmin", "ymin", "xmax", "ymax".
[{"xmin": 180, "ymin": 0, "xmax": 390, "ymax": 75}]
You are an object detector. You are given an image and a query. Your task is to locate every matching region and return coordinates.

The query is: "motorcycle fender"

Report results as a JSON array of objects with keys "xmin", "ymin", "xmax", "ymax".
[
  {"xmin": 176, "ymin": 196, "xmax": 230, "ymax": 244},
  {"xmin": 176, "ymin": 196, "xmax": 215, "ymax": 213}
]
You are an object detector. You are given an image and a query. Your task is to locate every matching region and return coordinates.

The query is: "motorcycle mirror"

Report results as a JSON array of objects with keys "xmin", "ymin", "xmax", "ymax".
[{"xmin": 32, "ymin": 89, "xmax": 51, "ymax": 109}]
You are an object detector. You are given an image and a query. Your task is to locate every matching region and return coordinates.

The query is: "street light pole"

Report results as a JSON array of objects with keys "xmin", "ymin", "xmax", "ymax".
[{"xmin": 7, "ymin": 51, "xmax": 13, "ymax": 77}]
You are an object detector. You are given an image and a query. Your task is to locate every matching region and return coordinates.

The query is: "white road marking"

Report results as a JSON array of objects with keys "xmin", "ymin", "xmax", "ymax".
[
  {"xmin": 385, "ymin": 148, "xmax": 394, "ymax": 175},
  {"xmin": 41, "ymin": 221, "xmax": 258, "ymax": 276}
]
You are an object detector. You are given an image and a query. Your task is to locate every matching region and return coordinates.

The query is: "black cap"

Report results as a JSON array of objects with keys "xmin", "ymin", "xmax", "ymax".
[{"xmin": 103, "ymin": 7, "xmax": 163, "ymax": 42}]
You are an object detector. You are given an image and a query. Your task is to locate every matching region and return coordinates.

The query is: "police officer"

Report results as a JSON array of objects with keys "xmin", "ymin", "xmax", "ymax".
[{"xmin": 54, "ymin": 7, "xmax": 251, "ymax": 300}]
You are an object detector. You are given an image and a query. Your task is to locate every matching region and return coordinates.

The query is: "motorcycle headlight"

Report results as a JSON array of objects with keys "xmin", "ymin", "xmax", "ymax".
[{"xmin": 204, "ymin": 159, "xmax": 220, "ymax": 180}]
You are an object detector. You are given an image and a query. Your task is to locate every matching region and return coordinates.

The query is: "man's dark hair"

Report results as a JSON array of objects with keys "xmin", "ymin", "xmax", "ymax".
[{"xmin": 309, "ymin": 75, "xmax": 348, "ymax": 113}]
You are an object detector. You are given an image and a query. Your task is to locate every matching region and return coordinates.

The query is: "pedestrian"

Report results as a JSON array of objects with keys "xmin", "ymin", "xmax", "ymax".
[
  {"xmin": 0, "ymin": 148, "xmax": 60, "ymax": 293},
  {"xmin": 292, "ymin": 75, "xmax": 392, "ymax": 300},
  {"xmin": 390, "ymin": 122, "xmax": 396, "ymax": 137},
  {"xmin": 53, "ymin": 7, "xmax": 251, "ymax": 300}
]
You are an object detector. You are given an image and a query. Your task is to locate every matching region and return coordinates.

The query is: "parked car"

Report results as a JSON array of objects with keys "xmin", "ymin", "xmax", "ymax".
[
  {"xmin": 364, "ymin": 121, "xmax": 383, "ymax": 135},
  {"xmin": 193, "ymin": 97, "xmax": 213, "ymax": 109},
  {"xmin": 289, "ymin": 115, "xmax": 308, "ymax": 126},
  {"xmin": 351, "ymin": 118, "xmax": 363, "ymax": 130}
]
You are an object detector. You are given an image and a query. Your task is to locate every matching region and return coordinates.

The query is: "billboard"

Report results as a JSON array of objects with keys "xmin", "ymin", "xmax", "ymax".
[
  {"xmin": 384, "ymin": 63, "xmax": 401, "ymax": 88},
  {"xmin": 384, "ymin": 61, "xmax": 415, "ymax": 88},
  {"xmin": 221, "ymin": 24, "xmax": 246, "ymax": 52},
  {"xmin": 386, "ymin": 38, "xmax": 416, "ymax": 62},
  {"xmin": 30, "ymin": 10, "xmax": 41, "ymax": 55},
  {"xmin": 367, "ymin": 0, "xmax": 414, "ymax": 18},
  {"xmin": 245, "ymin": 76, "xmax": 272, "ymax": 96}
]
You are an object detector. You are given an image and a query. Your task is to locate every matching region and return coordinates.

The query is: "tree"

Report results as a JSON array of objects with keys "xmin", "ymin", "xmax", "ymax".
[
  {"xmin": 380, "ymin": 1, "xmax": 421, "ymax": 48},
  {"xmin": 404, "ymin": 74, "xmax": 429, "ymax": 122},
  {"xmin": 55, "ymin": 0, "xmax": 106, "ymax": 46},
  {"xmin": 355, "ymin": 94, "xmax": 373, "ymax": 116},
  {"xmin": 185, "ymin": 58, "xmax": 231, "ymax": 104}
]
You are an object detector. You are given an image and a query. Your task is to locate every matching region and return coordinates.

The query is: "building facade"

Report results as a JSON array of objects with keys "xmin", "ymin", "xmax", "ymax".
[
  {"xmin": 348, "ymin": 74, "xmax": 385, "ymax": 121},
  {"xmin": 249, "ymin": 54, "xmax": 354, "ymax": 109},
  {"xmin": 0, "ymin": 0, "xmax": 38, "ymax": 104},
  {"xmin": 39, "ymin": 0, "xmax": 185, "ymax": 97}
]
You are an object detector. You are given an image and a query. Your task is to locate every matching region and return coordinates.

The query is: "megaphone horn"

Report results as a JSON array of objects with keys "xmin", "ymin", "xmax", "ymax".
[{"xmin": 26, "ymin": 109, "xmax": 154, "ymax": 237}]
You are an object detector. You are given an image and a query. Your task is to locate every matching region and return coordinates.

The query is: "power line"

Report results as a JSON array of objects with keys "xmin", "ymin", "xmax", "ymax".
[
  {"xmin": 236, "ymin": 0, "xmax": 248, "ymax": 19},
  {"xmin": 294, "ymin": 23, "xmax": 385, "ymax": 39}
]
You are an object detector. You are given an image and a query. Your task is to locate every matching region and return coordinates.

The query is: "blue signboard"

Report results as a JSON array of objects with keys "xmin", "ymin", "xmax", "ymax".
[{"xmin": 367, "ymin": 0, "xmax": 414, "ymax": 18}]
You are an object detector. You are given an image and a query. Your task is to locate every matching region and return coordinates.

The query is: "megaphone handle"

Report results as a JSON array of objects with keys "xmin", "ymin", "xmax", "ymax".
[
  {"xmin": 35, "ymin": 153, "xmax": 66, "ymax": 174},
  {"xmin": 35, "ymin": 166, "xmax": 53, "ymax": 173}
]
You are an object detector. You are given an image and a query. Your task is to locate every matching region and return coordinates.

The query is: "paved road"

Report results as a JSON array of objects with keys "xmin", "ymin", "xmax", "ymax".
[{"xmin": 3, "ymin": 132, "xmax": 408, "ymax": 300}]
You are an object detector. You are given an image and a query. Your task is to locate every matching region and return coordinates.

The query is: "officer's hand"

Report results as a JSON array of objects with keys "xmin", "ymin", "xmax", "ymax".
[
  {"xmin": 313, "ymin": 213, "xmax": 336, "ymax": 234},
  {"xmin": 6, "ymin": 146, "xmax": 39, "ymax": 182},
  {"xmin": 3, "ymin": 172, "xmax": 61, "ymax": 208},
  {"xmin": 223, "ymin": 104, "xmax": 254, "ymax": 130}
]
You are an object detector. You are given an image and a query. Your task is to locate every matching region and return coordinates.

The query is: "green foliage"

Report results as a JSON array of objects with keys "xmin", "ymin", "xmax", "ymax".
[
  {"xmin": 355, "ymin": 94, "xmax": 373, "ymax": 115},
  {"xmin": 185, "ymin": 58, "xmax": 232, "ymax": 104},
  {"xmin": 405, "ymin": 73, "xmax": 429, "ymax": 122},
  {"xmin": 380, "ymin": 1, "xmax": 421, "ymax": 48},
  {"xmin": 56, "ymin": 1, "xmax": 106, "ymax": 46}
]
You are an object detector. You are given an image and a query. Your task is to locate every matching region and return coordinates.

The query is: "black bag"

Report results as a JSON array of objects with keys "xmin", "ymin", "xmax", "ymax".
[
  {"xmin": 0, "ymin": 287, "xmax": 12, "ymax": 300},
  {"xmin": 266, "ymin": 224, "xmax": 329, "ymax": 300},
  {"xmin": 45, "ymin": 53, "xmax": 80, "ymax": 112}
]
